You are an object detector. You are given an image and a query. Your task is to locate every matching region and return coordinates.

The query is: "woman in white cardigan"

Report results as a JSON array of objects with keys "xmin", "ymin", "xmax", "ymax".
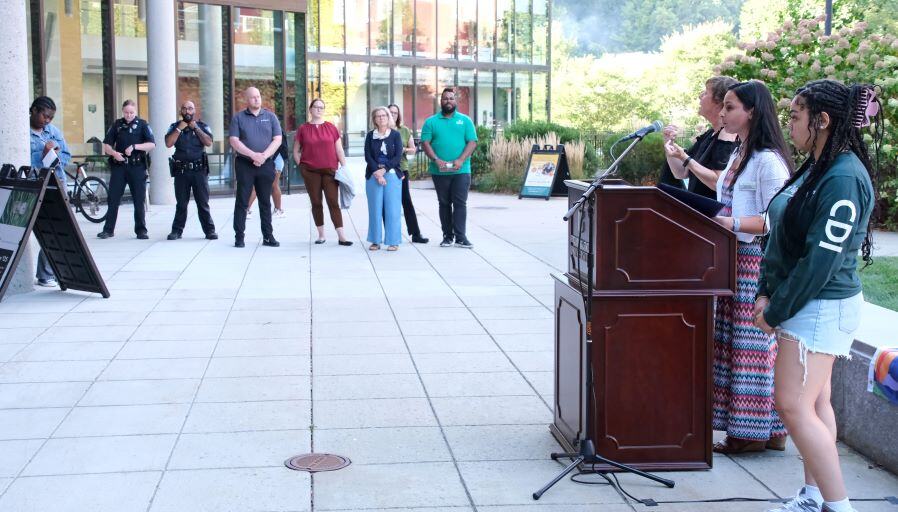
[{"xmin": 666, "ymin": 80, "xmax": 793, "ymax": 454}]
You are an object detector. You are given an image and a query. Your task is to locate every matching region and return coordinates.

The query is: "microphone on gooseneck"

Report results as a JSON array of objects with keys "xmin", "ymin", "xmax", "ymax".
[{"xmin": 618, "ymin": 120, "xmax": 664, "ymax": 142}]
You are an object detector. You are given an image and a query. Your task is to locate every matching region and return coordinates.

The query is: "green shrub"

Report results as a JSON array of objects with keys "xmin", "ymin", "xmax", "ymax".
[
  {"xmin": 471, "ymin": 125, "xmax": 494, "ymax": 180},
  {"xmin": 502, "ymin": 120, "xmax": 602, "ymax": 179},
  {"xmin": 599, "ymin": 132, "xmax": 668, "ymax": 185}
]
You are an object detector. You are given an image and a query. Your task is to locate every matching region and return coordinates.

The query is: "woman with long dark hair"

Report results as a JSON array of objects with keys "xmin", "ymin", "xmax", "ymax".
[
  {"xmin": 388, "ymin": 103, "xmax": 428, "ymax": 243},
  {"xmin": 755, "ymin": 80, "xmax": 880, "ymax": 512},
  {"xmin": 666, "ymin": 80, "xmax": 793, "ymax": 453}
]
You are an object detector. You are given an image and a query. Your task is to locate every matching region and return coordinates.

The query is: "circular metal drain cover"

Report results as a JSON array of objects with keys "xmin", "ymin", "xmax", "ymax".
[{"xmin": 285, "ymin": 453, "xmax": 351, "ymax": 472}]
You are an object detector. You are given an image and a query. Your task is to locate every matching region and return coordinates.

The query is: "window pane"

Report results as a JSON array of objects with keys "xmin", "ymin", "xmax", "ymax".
[
  {"xmin": 346, "ymin": 0, "xmax": 369, "ymax": 55},
  {"xmin": 346, "ymin": 62, "xmax": 368, "ymax": 154},
  {"xmin": 308, "ymin": 0, "xmax": 319, "ymax": 51},
  {"xmin": 457, "ymin": 68, "xmax": 475, "ymax": 118},
  {"xmin": 394, "ymin": 65, "xmax": 414, "ymax": 131},
  {"xmin": 496, "ymin": 0, "xmax": 512, "ymax": 63},
  {"xmin": 233, "ymin": 8, "xmax": 278, "ymax": 113},
  {"xmin": 394, "ymin": 0, "xmax": 414, "ymax": 57},
  {"xmin": 458, "ymin": 0, "xmax": 476, "ymax": 61},
  {"xmin": 415, "ymin": 0, "xmax": 435, "ymax": 58},
  {"xmin": 532, "ymin": 71, "xmax": 547, "ymax": 121},
  {"xmin": 39, "ymin": 0, "xmax": 101, "ymax": 150},
  {"xmin": 496, "ymin": 70, "xmax": 511, "ymax": 126},
  {"xmin": 477, "ymin": 0, "xmax": 495, "ymax": 62},
  {"xmin": 514, "ymin": 0, "xmax": 531, "ymax": 64},
  {"xmin": 319, "ymin": 61, "xmax": 346, "ymax": 134},
  {"xmin": 177, "ymin": 3, "xmax": 227, "ymax": 150},
  {"xmin": 533, "ymin": 0, "xmax": 547, "ymax": 66},
  {"xmin": 371, "ymin": 63, "xmax": 391, "ymax": 108},
  {"xmin": 371, "ymin": 0, "xmax": 391, "ymax": 56},
  {"xmin": 308, "ymin": 59, "xmax": 320, "ymax": 106},
  {"xmin": 514, "ymin": 71, "xmax": 530, "ymax": 121},
  {"xmin": 437, "ymin": 0, "xmax": 456, "ymax": 60},
  {"xmin": 320, "ymin": 0, "xmax": 345, "ymax": 53},
  {"xmin": 286, "ymin": 12, "xmax": 302, "ymax": 131},
  {"xmin": 414, "ymin": 66, "xmax": 436, "ymax": 130},
  {"xmin": 114, "ymin": 0, "xmax": 148, "ymax": 119},
  {"xmin": 477, "ymin": 71, "xmax": 495, "ymax": 127}
]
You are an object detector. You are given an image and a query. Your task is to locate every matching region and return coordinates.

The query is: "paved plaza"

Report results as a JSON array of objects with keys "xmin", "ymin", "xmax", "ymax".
[{"xmin": 0, "ymin": 167, "xmax": 896, "ymax": 511}]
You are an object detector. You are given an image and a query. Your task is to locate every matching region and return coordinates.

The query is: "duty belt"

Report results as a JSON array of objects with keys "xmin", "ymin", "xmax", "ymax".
[
  {"xmin": 173, "ymin": 159, "xmax": 205, "ymax": 171},
  {"xmin": 112, "ymin": 154, "xmax": 146, "ymax": 166}
]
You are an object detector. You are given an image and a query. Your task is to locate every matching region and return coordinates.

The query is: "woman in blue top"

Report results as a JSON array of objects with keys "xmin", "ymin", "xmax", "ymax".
[
  {"xmin": 364, "ymin": 106, "xmax": 404, "ymax": 251},
  {"xmin": 29, "ymin": 96, "xmax": 70, "ymax": 287},
  {"xmin": 756, "ymin": 80, "xmax": 880, "ymax": 512}
]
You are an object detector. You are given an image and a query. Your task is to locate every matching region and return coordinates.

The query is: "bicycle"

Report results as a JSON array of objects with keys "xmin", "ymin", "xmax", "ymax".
[{"xmin": 64, "ymin": 161, "xmax": 109, "ymax": 223}]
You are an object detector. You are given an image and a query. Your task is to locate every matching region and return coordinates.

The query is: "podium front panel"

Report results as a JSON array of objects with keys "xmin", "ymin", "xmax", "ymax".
[
  {"xmin": 566, "ymin": 183, "xmax": 736, "ymax": 295},
  {"xmin": 590, "ymin": 294, "xmax": 712, "ymax": 469}
]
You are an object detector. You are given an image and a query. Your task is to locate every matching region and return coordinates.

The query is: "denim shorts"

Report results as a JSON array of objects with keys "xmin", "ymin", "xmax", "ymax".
[{"xmin": 777, "ymin": 292, "xmax": 863, "ymax": 358}]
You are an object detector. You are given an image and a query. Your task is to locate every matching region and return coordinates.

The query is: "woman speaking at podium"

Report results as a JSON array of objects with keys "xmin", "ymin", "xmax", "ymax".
[{"xmin": 665, "ymin": 80, "xmax": 792, "ymax": 454}]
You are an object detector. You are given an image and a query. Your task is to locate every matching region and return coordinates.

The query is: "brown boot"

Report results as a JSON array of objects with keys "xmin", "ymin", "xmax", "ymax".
[
  {"xmin": 712, "ymin": 436, "xmax": 766, "ymax": 454},
  {"xmin": 765, "ymin": 436, "xmax": 787, "ymax": 451}
]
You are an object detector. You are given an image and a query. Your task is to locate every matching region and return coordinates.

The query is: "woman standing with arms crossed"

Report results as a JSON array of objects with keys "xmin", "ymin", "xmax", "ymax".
[
  {"xmin": 387, "ymin": 104, "xmax": 428, "ymax": 243},
  {"xmin": 756, "ymin": 80, "xmax": 879, "ymax": 512},
  {"xmin": 293, "ymin": 99, "xmax": 352, "ymax": 246},
  {"xmin": 665, "ymin": 80, "xmax": 792, "ymax": 454},
  {"xmin": 364, "ymin": 107, "xmax": 403, "ymax": 251}
]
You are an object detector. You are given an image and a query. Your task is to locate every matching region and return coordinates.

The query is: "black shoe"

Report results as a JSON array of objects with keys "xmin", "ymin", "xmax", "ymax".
[
  {"xmin": 262, "ymin": 237, "xmax": 280, "ymax": 247},
  {"xmin": 455, "ymin": 238, "xmax": 473, "ymax": 249},
  {"xmin": 439, "ymin": 236, "xmax": 454, "ymax": 247},
  {"xmin": 235, "ymin": 238, "xmax": 245, "ymax": 248},
  {"xmin": 205, "ymin": 232, "xmax": 219, "ymax": 240},
  {"xmin": 97, "ymin": 231, "xmax": 113, "ymax": 239},
  {"xmin": 136, "ymin": 233, "xmax": 149, "ymax": 240},
  {"xmin": 411, "ymin": 234, "xmax": 429, "ymax": 244},
  {"xmin": 338, "ymin": 240, "xmax": 353, "ymax": 246},
  {"xmin": 167, "ymin": 231, "xmax": 182, "ymax": 240}
]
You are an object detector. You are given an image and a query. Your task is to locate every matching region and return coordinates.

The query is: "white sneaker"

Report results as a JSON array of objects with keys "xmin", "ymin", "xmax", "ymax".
[
  {"xmin": 768, "ymin": 490, "xmax": 822, "ymax": 512},
  {"xmin": 36, "ymin": 279, "xmax": 57, "ymax": 287},
  {"xmin": 274, "ymin": 208, "xmax": 286, "ymax": 218}
]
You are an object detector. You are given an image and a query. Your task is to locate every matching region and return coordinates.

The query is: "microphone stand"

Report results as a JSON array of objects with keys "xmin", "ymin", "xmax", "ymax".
[{"xmin": 536, "ymin": 133, "xmax": 675, "ymax": 501}]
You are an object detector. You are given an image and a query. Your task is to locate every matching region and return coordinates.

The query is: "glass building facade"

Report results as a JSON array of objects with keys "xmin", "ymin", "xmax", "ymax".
[
  {"xmin": 26, "ymin": 0, "xmax": 550, "ymax": 165},
  {"xmin": 306, "ymin": 0, "xmax": 552, "ymax": 154}
]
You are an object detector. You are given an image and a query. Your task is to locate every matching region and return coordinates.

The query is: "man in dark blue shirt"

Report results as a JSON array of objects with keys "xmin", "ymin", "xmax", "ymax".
[
  {"xmin": 165, "ymin": 100, "xmax": 217, "ymax": 240},
  {"xmin": 228, "ymin": 86, "xmax": 282, "ymax": 248}
]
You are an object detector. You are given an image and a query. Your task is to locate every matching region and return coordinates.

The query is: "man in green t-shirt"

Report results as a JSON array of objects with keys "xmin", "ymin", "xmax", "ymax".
[{"xmin": 420, "ymin": 88, "xmax": 478, "ymax": 248}]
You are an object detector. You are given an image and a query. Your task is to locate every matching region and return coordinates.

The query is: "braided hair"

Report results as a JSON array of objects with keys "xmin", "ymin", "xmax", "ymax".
[
  {"xmin": 780, "ymin": 79, "xmax": 882, "ymax": 266},
  {"xmin": 30, "ymin": 96, "xmax": 56, "ymax": 115},
  {"xmin": 725, "ymin": 80, "xmax": 795, "ymax": 189}
]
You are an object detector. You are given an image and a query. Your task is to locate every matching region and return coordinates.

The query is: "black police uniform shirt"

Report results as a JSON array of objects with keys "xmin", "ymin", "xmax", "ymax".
[
  {"xmin": 103, "ymin": 117, "xmax": 155, "ymax": 164},
  {"xmin": 166, "ymin": 121, "xmax": 212, "ymax": 162}
]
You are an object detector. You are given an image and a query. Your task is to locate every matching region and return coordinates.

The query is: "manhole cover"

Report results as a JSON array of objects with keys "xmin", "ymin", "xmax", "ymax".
[
  {"xmin": 472, "ymin": 206, "xmax": 508, "ymax": 210},
  {"xmin": 285, "ymin": 453, "xmax": 351, "ymax": 472}
]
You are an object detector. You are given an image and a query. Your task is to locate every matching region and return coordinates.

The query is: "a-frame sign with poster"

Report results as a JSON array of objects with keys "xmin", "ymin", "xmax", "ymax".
[
  {"xmin": 0, "ymin": 165, "xmax": 109, "ymax": 301},
  {"xmin": 519, "ymin": 144, "xmax": 570, "ymax": 200}
]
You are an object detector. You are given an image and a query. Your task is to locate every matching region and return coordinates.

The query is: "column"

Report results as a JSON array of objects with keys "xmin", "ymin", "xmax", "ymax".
[
  {"xmin": 146, "ymin": 0, "xmax": 177, "ymax": 204},
  {"xmin": 198, "ymin": 4, "xmax": 224, "ymax": 139},
  {"xmin": 0, "ymin": 0, "xmax": 35, "ymax": 297}
]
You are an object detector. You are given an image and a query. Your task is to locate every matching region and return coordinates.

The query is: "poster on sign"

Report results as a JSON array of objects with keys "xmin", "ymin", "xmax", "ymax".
[
  {"xmin": 0, "ymin": 187, "xmax": 40, "ymax": 287},
  {"xmin": 519, "ymin": 145, "xmax": 570, "ymax": 199}
]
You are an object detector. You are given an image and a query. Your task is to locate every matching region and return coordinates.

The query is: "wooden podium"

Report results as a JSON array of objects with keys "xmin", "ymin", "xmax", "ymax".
[{"xmin": 552, "ymin": 180, "xmax": 736, "ymax": 471}]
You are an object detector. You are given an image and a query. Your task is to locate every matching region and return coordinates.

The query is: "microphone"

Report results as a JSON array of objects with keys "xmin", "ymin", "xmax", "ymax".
[{"xmin": 618, "ymin": 120, "xmax": 664, "ymax": 142}]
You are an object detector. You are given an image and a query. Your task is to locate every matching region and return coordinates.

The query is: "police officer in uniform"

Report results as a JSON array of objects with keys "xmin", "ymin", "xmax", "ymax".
[
  {"xmin": 165, "ymin": 100, "xmax": 217, "ymax": 240},
  {"xmin": 99, "ymin": 99, "xmax": 155, "ymax": 239}
]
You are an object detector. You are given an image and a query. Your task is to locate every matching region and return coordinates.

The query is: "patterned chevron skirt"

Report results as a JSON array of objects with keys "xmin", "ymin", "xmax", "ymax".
[{"xmin": 712, "ymin": 240, "xmax": 787, "ymax": 441}]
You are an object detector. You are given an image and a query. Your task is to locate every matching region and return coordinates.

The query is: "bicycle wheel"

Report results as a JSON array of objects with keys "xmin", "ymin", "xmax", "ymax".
[{"xmin": 76, "ymin": 176, "xmax": 109, "ymax": 223}]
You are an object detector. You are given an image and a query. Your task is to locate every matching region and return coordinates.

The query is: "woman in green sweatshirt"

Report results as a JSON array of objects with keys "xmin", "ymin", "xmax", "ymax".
[{"xmin": 755, "ymin": 80, "xmax": 881, "ymax": 512}]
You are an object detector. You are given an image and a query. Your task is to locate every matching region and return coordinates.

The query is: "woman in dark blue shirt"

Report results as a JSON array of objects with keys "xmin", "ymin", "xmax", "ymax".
[{"xmin": 364, "ymin": 107, "xmax": 404, "ymax": 251}]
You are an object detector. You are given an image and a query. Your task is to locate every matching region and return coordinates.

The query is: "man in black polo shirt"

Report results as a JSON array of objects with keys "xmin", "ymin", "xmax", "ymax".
[
  {"xmin": 228, "ymin": 87, "xmax": 282, "ymax": 248},
  {"xmin": 165, "ymin": 100, "xmax": 217, "ymax": 240}
]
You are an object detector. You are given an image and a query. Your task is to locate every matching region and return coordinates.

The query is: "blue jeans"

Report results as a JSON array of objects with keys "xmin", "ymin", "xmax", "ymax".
[{"xmin": 366, "ymin": 171, "xmax": 402, "ymax": 246}]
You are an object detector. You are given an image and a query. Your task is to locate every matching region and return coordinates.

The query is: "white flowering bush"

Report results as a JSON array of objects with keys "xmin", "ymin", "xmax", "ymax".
[{"xmin": 715, "ymin": 16, "xmax": 898, "ymax": 224}]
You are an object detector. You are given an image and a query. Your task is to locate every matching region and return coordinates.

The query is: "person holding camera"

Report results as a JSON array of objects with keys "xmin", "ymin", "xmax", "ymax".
[
  {"xmin": 99, "ymin": 99, "xmax": 155, "ymax": 240},
  {"xmin": 164, "ymin": 100, "xmax": 217, "ymax": 240}
]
